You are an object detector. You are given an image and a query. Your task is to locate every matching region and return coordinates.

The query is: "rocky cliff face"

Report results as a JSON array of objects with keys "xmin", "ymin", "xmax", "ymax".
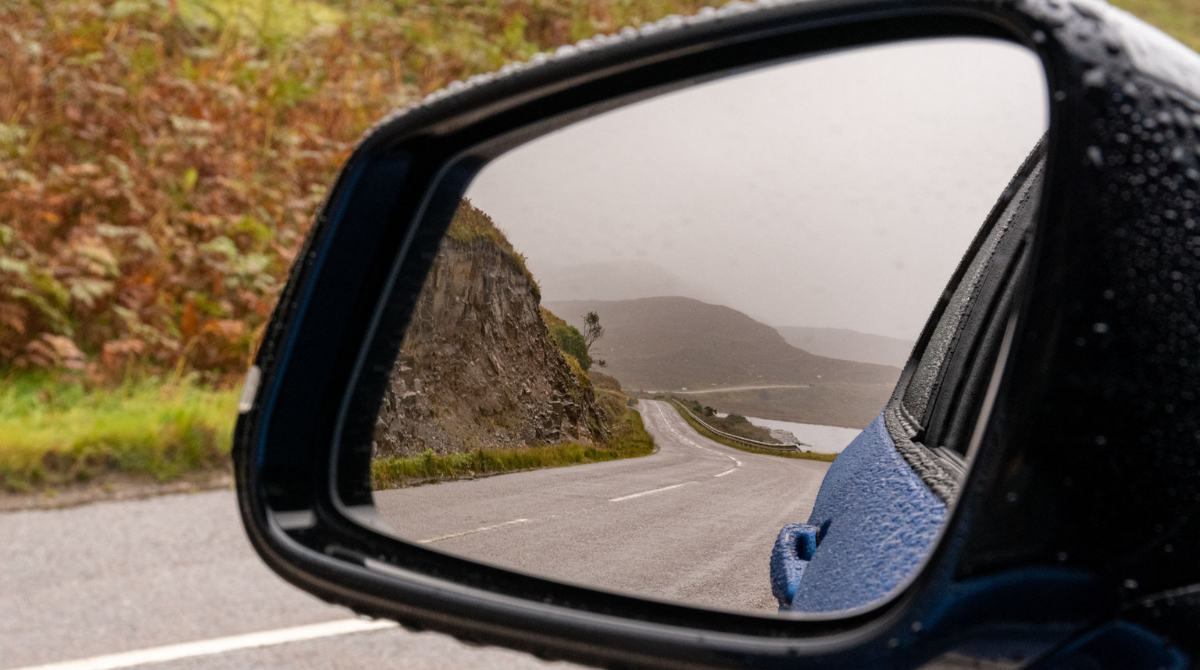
[{"xmin": 373, "ymin": 232, "xmax": 606, "ymax": 459}]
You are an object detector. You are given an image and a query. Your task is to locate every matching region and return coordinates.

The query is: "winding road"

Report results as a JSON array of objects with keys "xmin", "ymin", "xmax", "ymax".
[
  {"xmin": 375, "ymin": 399, "xmax": 832, "ymax": 613},
  {"xmin": 0, "ymin": 401, "xmax": 833, "ymax": 669}
]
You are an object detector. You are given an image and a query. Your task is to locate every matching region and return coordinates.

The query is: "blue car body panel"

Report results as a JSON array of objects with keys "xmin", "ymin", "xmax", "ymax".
[{"xmin": 776, "ymin": 413, "xmax": 947, "ymax": 612}]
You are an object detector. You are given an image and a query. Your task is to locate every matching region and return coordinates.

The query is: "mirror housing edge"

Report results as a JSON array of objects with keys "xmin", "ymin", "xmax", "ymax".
[{"xmin": 232, "ymin": 1, "xmax": 1200, "ymax": 667}]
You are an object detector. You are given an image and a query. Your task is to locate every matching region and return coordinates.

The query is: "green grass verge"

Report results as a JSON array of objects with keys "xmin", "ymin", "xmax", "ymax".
[
  {"xmin": 667, "ymin": 401, "xmax": 837, "ymax": 463},
  {"xmin": 0, "ymin": 374, "xmax": 238, "ymax": 494},
  {"xmin": 372, "ymin": 407, "xmax": 656, "ymax": 489}
]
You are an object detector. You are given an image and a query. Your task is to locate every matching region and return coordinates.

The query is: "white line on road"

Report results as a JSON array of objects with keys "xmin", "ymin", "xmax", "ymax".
[
  {"xmin": 672, "ymin": 384, "xmax": 811, "ymax": 394},
  {"xmin": 714, "ymin": 468, "xmax": 737, "ymax": 477},
  {"xmin": 418, "ymin": 518, "xmax": 529, "ymax": 544},
  {"xmin": 609, "ymin": 482, "xmax": 695, "ymax": 502},
  {"xmin": 654, "ymin": 402, "xmax": 743, "ymax": 469},
  {"xmin": 10, "ymin": 619, "xmax": 399, "ymax": 670}
]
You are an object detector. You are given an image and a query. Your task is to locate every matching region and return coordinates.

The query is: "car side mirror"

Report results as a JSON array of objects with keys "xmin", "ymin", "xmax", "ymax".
[{"xmin": 233, "ymin": 1, "xmax": 1200, "ymax": 667}]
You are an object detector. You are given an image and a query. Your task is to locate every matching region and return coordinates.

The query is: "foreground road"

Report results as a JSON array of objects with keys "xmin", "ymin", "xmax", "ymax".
[
  {"xmin": 375, "ymin": 400, "xmax": 832, "ymax": 613},
  {"xmin": 0, "ymin": 401, "xmax": 831, "ymax": 669},
  {"xmin": 0, "ymin": 490, "xmax": 581, "ymax": 670}
]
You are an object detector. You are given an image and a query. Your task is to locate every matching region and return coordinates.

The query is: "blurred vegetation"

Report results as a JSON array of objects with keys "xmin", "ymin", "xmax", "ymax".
[
  {"xmin": 0, "ymin": 372, "xmax": 238, "ymax": 493},
  {"xmin": 372, "ymin": 406, "xmax": 655, "ymax": 488},
  {"xmin": 1110, "ymin": 0, "xmax": 1200, "ymax": 52},
  {"xmin": 0, "ymin": 0, "xmax": 727, "ymax": 381},
  {"xmin": 0, "ymin": 0, "xmax": 721, "ymax": 495}
]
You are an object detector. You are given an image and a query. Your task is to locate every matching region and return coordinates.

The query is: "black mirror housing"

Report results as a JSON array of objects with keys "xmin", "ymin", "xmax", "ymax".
[{"xmin": 232, "ymin": 1, "xmax": 1200, "ymax": 667}]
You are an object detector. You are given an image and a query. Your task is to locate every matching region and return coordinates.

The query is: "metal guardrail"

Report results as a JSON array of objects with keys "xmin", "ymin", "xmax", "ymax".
[{"xmin": 668, "ymin": 399, "xmax": 800, "ymax": 452}]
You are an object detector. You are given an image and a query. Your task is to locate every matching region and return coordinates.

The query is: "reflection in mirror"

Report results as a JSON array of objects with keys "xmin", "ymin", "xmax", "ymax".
[{"xmin": 368, "ymin": 38, "xmax": 1048, "ymax": 615}]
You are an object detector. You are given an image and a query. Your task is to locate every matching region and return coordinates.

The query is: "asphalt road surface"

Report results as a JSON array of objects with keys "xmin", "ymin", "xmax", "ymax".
[
  {"xmin": 0, "ymin": 490, "xmax": 583, "ymax": 670},
  {"xmin": 375, "ymin": 400, "xmax": 832, "ymax": 613},
  {"xmin": 1, "ymin": 400, "xmax": 830, "ymax": 669}
]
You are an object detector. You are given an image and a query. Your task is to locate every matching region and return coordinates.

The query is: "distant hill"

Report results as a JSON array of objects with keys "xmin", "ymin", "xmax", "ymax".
[
  {"xmin": 775, "ymin": 327, "xmax": 914, "ymax": 368},
  {"xmin": 545, "ymin": 297, "xmax": 900, "ymax": 392},
  {"xmin": 534, "ymin": 260, "xmax": 719, "ymax": 304}
]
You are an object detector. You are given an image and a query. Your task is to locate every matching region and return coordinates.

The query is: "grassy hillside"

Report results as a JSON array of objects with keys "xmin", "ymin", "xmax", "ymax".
[{"xmin": 546, "ymin": 297, "xmax": 900, "ymax": 391}]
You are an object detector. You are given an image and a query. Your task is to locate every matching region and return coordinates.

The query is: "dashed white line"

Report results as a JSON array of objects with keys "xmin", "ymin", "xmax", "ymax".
[
  {"xmin": 609, "ymin": 482, "xmax": 695, "ymax": 502},
  {"xmin": 653, "ymin": 402, "xmax": 743, "ymax": 471},
  {"xmin": 417, "ymin": 518, "xmax": 529, "ymax": 544},
  {"xmin": 10, "ymin": 619, "xmax": 399, "ymax": 670},
  {"xmin": 714, "ymin": 468, "xmax": 737, "ymax": 477}
]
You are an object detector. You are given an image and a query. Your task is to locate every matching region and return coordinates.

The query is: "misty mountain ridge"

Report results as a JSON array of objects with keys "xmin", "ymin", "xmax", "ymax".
[
  {"xmin": 775, "ymin": 326, "xmax": 915, "ymax": 368},
  {"xmin": 545, "ymin": 296, "xmax": 900, "ymax": 392},
  {"xmin": 533, "ymin": 259, "xmax": 721, "ymax": 304}
]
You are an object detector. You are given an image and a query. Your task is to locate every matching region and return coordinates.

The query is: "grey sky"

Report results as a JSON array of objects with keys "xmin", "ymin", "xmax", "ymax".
[{"xmin": 466, "ymin": 38, "xmax": 1048, "ymax": 339}]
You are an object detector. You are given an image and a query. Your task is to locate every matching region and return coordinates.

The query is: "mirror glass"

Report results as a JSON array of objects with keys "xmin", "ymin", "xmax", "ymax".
[{"xmin": 366, "ymin": 37, "xmax": 1048, "ymax": 615}]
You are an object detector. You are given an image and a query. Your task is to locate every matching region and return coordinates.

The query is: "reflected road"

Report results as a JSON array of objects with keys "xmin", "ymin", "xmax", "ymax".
[{"xmin": 375, "ymin": 400, "xmax": 831, "ymax": 612}]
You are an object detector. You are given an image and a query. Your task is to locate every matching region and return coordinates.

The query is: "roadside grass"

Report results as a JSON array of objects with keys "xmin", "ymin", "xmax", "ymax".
[
  {"xmin": 0, "ymin": 374, "xmax": 238, "ymax": 494},
  {"xmin": 666, "ymin": 401, "xmax": 837, "ymax": 463},
  {"xmin": 446, "ymin": 200, "xmax": 538, "ymax": 288},
  {"xmin": 371, "ymin": 407, "xmax": 655, "ymax": 489}
]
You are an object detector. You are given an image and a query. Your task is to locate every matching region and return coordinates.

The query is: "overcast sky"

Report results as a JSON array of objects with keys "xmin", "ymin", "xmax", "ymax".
[{"xmin": 466, "ymin": 38, "xmax": 1048, "ymax": 340}]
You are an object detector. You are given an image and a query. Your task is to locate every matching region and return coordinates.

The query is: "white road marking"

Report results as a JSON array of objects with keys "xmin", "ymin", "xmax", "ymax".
[
  {"xmin": 714, "ymin": 468, "xmax": 737, "ymax": 477},
  {"xmin": 417, "ymin": 518, "xmax": 529, "ymax": 544},
  {"xmin": 10, "ymin": 619, "xmax": 398, "ymax": 670},
  {"xmin": 673, "ymin": 384, "xmax": 810, "ymax": 394},
  {"xmin": 654, "ymin": 402, "xmax": 743, "ymax": 470},
  {"xmin": 609, "ymin": 482, "xmax": 695, "ymax": 502}
]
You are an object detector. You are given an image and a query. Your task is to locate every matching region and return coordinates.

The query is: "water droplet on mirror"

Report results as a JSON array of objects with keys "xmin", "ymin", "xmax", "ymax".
[{"xmin": 1087, "ymin": 146, "xmax": 1104, "ymax": 168}]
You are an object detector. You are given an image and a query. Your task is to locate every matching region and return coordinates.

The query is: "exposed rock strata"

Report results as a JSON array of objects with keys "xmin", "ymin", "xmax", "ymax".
[{"xmin": 373, "ymin": 237, "xmax": 605, "ymax": 458}]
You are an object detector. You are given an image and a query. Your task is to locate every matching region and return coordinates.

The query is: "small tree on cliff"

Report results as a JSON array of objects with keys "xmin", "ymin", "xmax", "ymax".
[{"xmin": 582, "ymin": 311, "xmax": 606, "ymax": 367}]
